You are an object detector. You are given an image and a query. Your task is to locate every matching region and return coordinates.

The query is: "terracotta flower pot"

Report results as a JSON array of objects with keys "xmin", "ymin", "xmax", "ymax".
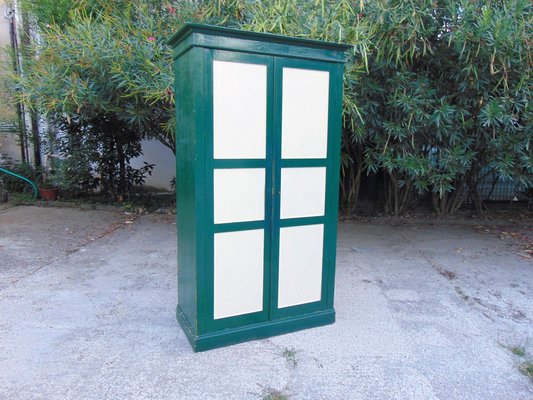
[{"xmin": 38, "ymin": 188, "xmax": 58, "ymax": 201}]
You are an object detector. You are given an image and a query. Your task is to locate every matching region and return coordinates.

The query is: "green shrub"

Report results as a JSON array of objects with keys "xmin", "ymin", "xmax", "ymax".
[{"xmin": 0, "ymin": 161, "xmax": 40, "ymax": 193}]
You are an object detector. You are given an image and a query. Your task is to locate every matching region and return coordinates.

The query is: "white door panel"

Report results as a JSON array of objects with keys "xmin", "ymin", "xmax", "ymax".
[
  {"xmin": 280, "ymin": 167, "xmax": 326, "ymax": 219},
  {"xmin": 214, "ymin": 168, "xmax": 265, "ymax": 224},
  {"xmin": 278, "ymin": 224, "xmax": 324, "ymax": 308},
  {"xmin": 213, "ymin": 60, "xmax": 267, "ymax": 159},
  {"xmin": 214, "ymin": 229, "xmax": 264, "ymax": 319},
  {"xmin": 281, "ymin": 67, "xmax": 329, "ymax": 159}
]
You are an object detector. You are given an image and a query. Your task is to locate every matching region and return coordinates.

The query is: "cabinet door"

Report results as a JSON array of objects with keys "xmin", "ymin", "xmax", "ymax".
[
  {"xmin": 203, "ymin": 50, "xmax": 274, "ymax": 331},
  {"xmin": 270, "ymin": 57, "xmax": 342, "ymax": 319},
  {"xmin": 203, "ymin": 52, "xmax": 342, "ymax": 331}
]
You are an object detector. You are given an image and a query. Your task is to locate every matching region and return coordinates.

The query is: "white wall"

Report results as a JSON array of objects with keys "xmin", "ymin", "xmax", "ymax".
[{"xmin": 131, "ymin": 139, "xmax": 175, "ymax": 191}]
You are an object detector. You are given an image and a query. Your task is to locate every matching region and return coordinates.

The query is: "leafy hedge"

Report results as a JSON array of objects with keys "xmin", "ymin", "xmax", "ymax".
[{"xmin": 13, "ymin": 0, "xmax": 532, "ymax": 214}]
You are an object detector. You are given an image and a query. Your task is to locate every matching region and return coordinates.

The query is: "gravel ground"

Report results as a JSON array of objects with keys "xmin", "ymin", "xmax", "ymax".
[{"xmin": 0, "ymin": 205, "xmax": 531, "ymax": 399}]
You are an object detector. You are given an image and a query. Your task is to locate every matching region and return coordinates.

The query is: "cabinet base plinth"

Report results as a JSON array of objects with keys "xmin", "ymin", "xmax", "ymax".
[{"xmin": 176, "ymin": 306, "xmax": 335, "ymax": 352}]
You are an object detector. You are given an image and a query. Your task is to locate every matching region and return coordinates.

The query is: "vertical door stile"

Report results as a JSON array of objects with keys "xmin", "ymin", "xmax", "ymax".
[
  {"xmin": 269, "ymin": 57, "xmax": 283, "ymax": 318},
  {"xmin": 263, "ymin": 56, "xmax": 275, "ymax": 322},
  {"xmin": 201, "ymin": 48, "xmax": 214, "ymax": 334}
]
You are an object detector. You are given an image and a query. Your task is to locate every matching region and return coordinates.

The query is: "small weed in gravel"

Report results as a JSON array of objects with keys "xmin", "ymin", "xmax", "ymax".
[
  {"xmin": 519, "ymin": 361, "xmax": 533, "ymax": 381},
  {"xmin": 506, "ymin": 345, "xmax": 533, "ymax": 381},
  {"xmin": 511, "ymin": 346, "xmax": 526, "ymax": 357},
  {"xmin": 282, "ymin": 347, "xmax": 298, "ymax": 367},
  {"xmin": 260, "ymin": 387, "xmax": 289, "ymax": 400}
]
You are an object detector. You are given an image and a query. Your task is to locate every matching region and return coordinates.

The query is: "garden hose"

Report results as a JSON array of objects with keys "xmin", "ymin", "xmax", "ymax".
[{"xmin": 0, "ymin": 166, "xmax": 38, "ymax": 198}]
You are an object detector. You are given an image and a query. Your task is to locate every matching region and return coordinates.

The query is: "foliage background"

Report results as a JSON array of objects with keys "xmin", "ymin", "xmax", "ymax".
[{"xmin": 8, "ymin": 0, "xmax": 533, "ymax": 213}]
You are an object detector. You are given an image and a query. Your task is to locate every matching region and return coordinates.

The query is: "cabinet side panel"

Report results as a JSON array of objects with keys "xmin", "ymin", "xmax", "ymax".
[
  {"xmin": 324, "ymin": 63, "xmax": 345, "ymax": 309},
  {"xmin": 175, "ymin": 49, "xmax": 199, "ymax": 331}
]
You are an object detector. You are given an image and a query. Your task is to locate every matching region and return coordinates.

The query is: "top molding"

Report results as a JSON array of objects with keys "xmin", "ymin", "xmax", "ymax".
[{"xmin": 168, "ymin": 23, "xmax": 352, "ymax": 63}]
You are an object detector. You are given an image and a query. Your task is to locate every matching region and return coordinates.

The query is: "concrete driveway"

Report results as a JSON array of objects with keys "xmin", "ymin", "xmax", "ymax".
[{"xmin": 0, "ymin": 205, "xmax": 531, "ymax": 399}]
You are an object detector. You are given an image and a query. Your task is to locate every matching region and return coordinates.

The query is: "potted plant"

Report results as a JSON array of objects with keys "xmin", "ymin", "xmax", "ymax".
[{"xmin": 38, "ymin": 173, "xmax": 59, "ymax": 201}]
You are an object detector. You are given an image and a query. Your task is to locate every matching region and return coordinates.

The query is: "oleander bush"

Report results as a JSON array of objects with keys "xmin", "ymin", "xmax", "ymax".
[{"xmin": 12, "ymin": 0, "xmax": 533, "ymax": 214}]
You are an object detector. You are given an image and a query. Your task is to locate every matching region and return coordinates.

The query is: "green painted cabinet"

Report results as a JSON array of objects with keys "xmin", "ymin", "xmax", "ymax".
[{"xmin": 169, "ymin": 24, "xmax": 350, "ymax": 351}]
